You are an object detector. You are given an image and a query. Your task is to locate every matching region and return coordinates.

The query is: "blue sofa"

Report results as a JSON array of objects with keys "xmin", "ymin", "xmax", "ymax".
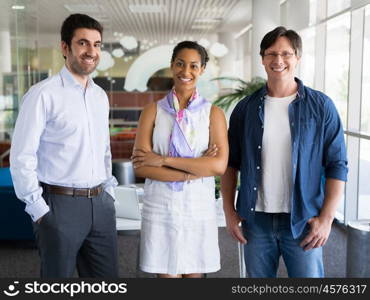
[{"xmin": 0, "ymin": 168, "xmax": 34, "ymax": 240}]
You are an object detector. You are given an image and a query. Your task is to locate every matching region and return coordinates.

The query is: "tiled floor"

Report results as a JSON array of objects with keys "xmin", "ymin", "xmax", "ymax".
[{"xmin": 0, "ymin": 225, "xmax": 349, "ymax": 278}]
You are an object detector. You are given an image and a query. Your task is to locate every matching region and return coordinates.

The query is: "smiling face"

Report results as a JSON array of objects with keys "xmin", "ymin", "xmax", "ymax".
[
  {"xmin": 262, "ymin": 36, "xmax": 300, "ymax": 84},
  {"xmin": 61, "ymin": 28, "xmax": 101, "ymax": 81},
  {"xmin": 171, "ymin": 48, "xmax": 205, "ymax": 93}
]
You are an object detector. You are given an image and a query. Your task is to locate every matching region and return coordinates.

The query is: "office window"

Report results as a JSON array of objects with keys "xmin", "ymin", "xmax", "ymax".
[
  {"xmin": 0, "ymin": 3, "xmax": 50, "ymax": 159},
  {"xmin": 327, "ymin": 0, "xmax": 350, "ymax": 17},
  {"xmin": 325, "ymin": 13, "xmax": 350, "ymax": 129},
  {"xmin": 336, "ymin": 134, "xmax": 348, "ymax": 219},
  {"xmin": 309, "ymin": 0, "xmax": 317, "ymax": 25},
  {"xmin": 361, "ymin": 6, "xmax": 370, "ymax": 135},
  {"xmin": 358, "ymin": 139, "xmax": 370, "ymax": 219},
  {"xmin": 300, "ymin": 27, "xmax": 315, "ymax": 88},
  {"xmin": 358, "ymin": 5, "xmax": 370, "ymax": 220}
]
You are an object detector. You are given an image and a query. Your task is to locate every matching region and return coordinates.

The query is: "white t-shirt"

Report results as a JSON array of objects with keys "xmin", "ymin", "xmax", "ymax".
[{"xmin": 255, "ymin": 93, "xmax": 296, "ymax": 213}]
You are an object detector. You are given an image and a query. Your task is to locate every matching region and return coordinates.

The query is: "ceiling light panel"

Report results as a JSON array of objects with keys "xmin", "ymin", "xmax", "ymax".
[{"xmin": 128, "ymin": 4, "xmax": 166, "ymax": 14}]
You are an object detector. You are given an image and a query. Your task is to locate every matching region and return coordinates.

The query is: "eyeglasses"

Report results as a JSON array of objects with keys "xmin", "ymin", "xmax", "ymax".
[{"xmin": 263, "ymin": 52, "xmax": 295, "ymax": 60}]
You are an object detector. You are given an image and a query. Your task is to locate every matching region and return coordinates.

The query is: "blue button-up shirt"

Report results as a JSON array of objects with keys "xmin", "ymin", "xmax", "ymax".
[{"xmin": 228, "ymin": 78, "xmax": 348, "ymax": 238}]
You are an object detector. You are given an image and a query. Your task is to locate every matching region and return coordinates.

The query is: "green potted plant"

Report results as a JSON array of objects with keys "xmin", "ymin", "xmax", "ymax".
[
  {"xmin": 212, "ymin": 76, "xmax": 266, "ymax": 111},
  {"xmin": 212, "ymin": 77, "xmax": 265, "ymax": 200}
]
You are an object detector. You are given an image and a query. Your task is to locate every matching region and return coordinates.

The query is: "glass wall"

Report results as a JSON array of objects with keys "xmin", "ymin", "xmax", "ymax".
[
  {"xmin": 0, "ymin": 0, "xmax": 239, "ymax": 166},
  {"xmin": 359, "ymin": 139, "xmax": 370, "ymax": 219},
  {"xmin": 300, "ymin": 0, "xmax": 370, "ymax": 222},
  {"xmin": 299, "ymin": 27, "xmax": 316, "ymax": 88},
  {"xmin": 327, "ymin": 0, "xmax": 351, "ymax": 17},
  {"xmin": 358, "ymin": 5, "xmax": 370, "ymax": 220},
  {"xmin": 362, "ymin": 7, "xmax": 370, "ymax": 136},
  {"xmin": 325, "ymin": 12, "xmax": 350, "ymax": 130},
  {"xmin": 0, "ymin": 2, "xmax": 56, "ymax": 165}
]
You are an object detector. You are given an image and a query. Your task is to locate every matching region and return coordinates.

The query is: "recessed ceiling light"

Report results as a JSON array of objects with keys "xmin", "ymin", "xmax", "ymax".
[
  {"xmin": 198, "ymin": 7, "xmax": 225, "ymax": 15},
  {"xmin": 119, "ymin": 36, "xmax": 138, "ymax": 50},
  {"xmin": 12, "ymin": 5, "xmax": 25, "ymax": 10},
  {"xmin": 198, "ymin": 38, "xmax": 210, "ymax": 48},
  {"xmin": 210, "ymin": 42, "xmax": 228, "ymax": 57},
  {"xmin": 64, "ymin": 4, "xmax": 102, "ymax": 13},
  {"xmin": 194, "ymin": 18, "xmax": 222, "ymax": 23},
  {"xmin": 191, "ymin": 24, "xmax": 215, "ymax": 30},
  {"xmin": 112, "ymin": 48, "xmax": 124, "ymax": 58},
  {"xmin": 129, "ymin": 4, "xmax": 166, "ymax": 13}
]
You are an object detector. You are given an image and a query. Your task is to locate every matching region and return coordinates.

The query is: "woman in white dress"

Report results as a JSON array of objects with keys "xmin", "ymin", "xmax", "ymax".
[{"xmin": 132, "ymin": 41, "xmax": 228, "ymax": 278}]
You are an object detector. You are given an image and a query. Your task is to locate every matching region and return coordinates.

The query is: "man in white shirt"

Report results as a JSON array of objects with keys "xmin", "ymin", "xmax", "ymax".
[
  {"xmin": 10, "ymin": 14, "xmax": 118, "ymax": 278},
  {"xmin": 222, "ymin": 27, "xmax": 347, "ymax": 277}
]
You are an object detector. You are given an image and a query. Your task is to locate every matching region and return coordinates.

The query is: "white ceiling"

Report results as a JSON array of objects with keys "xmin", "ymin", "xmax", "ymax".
[{"xmin": 0, "ymin": 0, "xmax": 251, "ymax": 44}]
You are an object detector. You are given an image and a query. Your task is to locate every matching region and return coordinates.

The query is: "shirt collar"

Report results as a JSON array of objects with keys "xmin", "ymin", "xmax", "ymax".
[
  {"xmin": 258, "ymin": 77, "xmax": 305, "ymax": 102},
  {"xmin": 295, "ymin": 77, "xmax": 305, "ymax": 99},
  {"xmin": 59, "ymin": 65, "xmax": 96, "ymax": 89}
]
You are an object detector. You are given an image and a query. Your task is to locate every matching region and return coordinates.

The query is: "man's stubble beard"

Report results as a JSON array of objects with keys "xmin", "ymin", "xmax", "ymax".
[{"xmin": 69, "ymin": 52, "xmax": 99, "ymax": 76}]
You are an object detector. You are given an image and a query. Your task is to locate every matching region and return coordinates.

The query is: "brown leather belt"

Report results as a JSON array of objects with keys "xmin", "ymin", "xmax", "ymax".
[{"xmin": 40, "ymin": 182, "xmax": 103, "ymax": 198}]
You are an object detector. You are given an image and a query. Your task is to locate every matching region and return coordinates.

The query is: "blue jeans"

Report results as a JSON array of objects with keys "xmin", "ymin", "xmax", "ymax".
[{"xmin": 242, "ymin": 212, "xmax": 324, "ymax": 278}]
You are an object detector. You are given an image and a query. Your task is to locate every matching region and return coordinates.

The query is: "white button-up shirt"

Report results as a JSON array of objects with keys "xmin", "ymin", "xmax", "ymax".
[{"xmin": 10, "ymin": 66, "xmax": 117, "ymax": 222}]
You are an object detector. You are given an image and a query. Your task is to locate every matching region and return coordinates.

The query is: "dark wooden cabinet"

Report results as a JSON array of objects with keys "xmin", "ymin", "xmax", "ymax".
[
  {"xmin": 108, "ymin": 91, "xmax": 167, "ymax": 159},
  {"xmin": 94, "ymin": 76, "xmax": 171, "ymax": 160}
]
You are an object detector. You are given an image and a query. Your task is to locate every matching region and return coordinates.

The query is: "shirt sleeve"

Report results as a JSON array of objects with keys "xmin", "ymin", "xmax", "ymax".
[
  {"xmin": 323, "ymin": 98, "xmax": 348, "ymax": 181},
  {"xmin": 9, "ymin": 87, "xmax": 50, "ymax": 222},
  {"xmin": 227, "ymin": 101, "xmax": 244, "ymax": 170},
  {"xmin": 102, "ymin": 93, "xmax": 118, "ymax": 199}
]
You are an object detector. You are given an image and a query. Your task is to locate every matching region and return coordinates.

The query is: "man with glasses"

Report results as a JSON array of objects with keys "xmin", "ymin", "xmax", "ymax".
[
  {"xmin": 221, "ymin": 26, "xmax": 348, "ymax": 277},
  {"xmin": 10, "ymin": 14, "xmax": 118, "ymax": 278}
]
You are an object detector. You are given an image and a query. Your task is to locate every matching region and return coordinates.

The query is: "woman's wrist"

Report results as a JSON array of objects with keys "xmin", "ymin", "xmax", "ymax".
[
  {"xmin": 183, "ymin": 172, "xmax": 191, "ymax": 182},
  {"xmin": 188, "ymin": 174, "xmax": 199, "ymax": 181},
  {"xmin": 162, "ymin": 155, "xmax": 168, "ymax": 167}
]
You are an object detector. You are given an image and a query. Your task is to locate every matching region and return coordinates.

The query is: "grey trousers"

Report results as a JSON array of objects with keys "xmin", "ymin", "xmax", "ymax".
[{"xmin": 33, "ymin": 190, "xmax": 118, "ymax": 278}]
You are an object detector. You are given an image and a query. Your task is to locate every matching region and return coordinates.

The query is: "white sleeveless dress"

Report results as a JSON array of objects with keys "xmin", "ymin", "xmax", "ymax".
[{"xmin": 139, "ymin": 101, "xmax": 220, "ymax": 275}]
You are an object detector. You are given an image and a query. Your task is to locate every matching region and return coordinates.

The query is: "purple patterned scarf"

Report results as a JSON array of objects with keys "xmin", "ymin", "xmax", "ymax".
[{"xmin": 158, "ymin": 89, "xmax": 208, "ymax": 191}]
